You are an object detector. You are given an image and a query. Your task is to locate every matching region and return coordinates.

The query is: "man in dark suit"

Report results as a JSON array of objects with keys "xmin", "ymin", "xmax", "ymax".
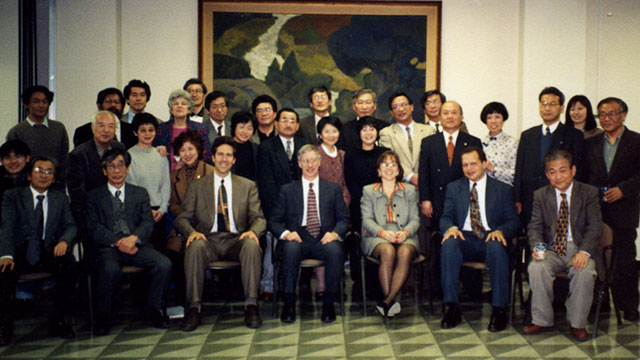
[
  {"xmin": 514, "ymin": 87, "xmax": 584, "ymax": 226},
  {"xmin": 297, "ymin": 85, "xmax": 331, "ymax": 145},
  {"xmin": 85, "ymin": 148, "xmax": 172, "ymax": 336},
  {"xmin": 420, "ymin": 90, "xmax": 469, "ymax": 133},
  {"xmin": 73, "ymin": 88, "xmax": 137, "ymax": 148},
  {"xmin": 120, "ymin": 79, "xmax": 161, "ymax": 123},
  {"xmin": 252, "ymin": 94, "xmax": 279, "ymax": 143},
  {"xmin": 175, "ymin": 137, "xmax": 266, "ymax": 330},
  {"xmin": 585, "ymin": 97, "xmax": 640, "ymax": 322},
  {"xmin": 439, "ymin": 147, "xmax": 519, "ymax": 331},
  {"xmin": 184, "ymin": 78, "xmax": 209, "ymax": 124},
  {"xmin": 338, "ymin": 89, "xmax": 390, "ymax": 151},
  {"xmin": 0, "ymin": 156, "xmax": 77, "ymax": 345},
  {"xmin": 202, "ymin": 91, "xmax": 231, "ymax": 145},
  {"xmin": 269, "ymin": 144, "xmax": 350, "ymax": 323},
  {"xmin": 524, "ymin": 150, "xmax": 602, "ymax": 341}
]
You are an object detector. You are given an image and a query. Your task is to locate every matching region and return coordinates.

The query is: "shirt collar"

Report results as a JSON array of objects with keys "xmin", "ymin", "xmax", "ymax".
[
  {"xmin": 554, "ymin": 182, "xmax": 573, "ymax": 200},
  {"xmin": 468, "ymin": 173, "xmax": 487, "ymax": 190},
  {"xmin": 443, "ymin": 129, "xmax": 460, "ymax": 144},
  {"xmin": 542, "ymin": 121, "xmax": 560, "ymax": 135},
  {"xmin": 107, "ymin": 183, "xmax": 125, "ymax": 197},
  {"xmin": 26, "ymin": 116, "xmax": 49, "ymax": 127},
  {"xmin": 279, "ymin": 135, "xmax": 294, "ymax": 148},
  {"xmin": 30, "ymin": 186, "xmax": 48, "ymax": 199},
  {"xmin": 214, "ymin": 172, "xmax": 231, "ymax": 184},
  {"xmin": 302, "ymin": 176, "xmax": 320, "ymax": 191}
]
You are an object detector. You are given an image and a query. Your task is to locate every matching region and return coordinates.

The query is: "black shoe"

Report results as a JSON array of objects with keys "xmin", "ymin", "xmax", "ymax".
[
  {"xmin": 0, "ymin": 318, "xmax": 13, "ymax": 346},
  {"xmin": 488, "ymin": 307, "xmax": 507, "ymax": 332},
  {"xmin": 440, "ymin": 303, "xmax": 462, "ymax": 329},
  {"xmin": 144, "ymin": 308, "xmax": 169, "ymax": 329},
  {"xmin": 280, "ymin": 303, "xmax": 296, "ymax": 323},
  {"xmin": 321, "ymin": 303, "xmax": 336, "ymax": 323},
  {"xmin": 93, "ymin": 316, "xmax": 110, "ymax": 336},
  {"xmin": 624, "ymin": 310, "xmax": 640, "ymax": 322},
  {"xmin": 244, "ymin": 305, "xmax": 263, "ymax": 329},
  {"xmin": 181, "ymin": 308, "xmax": 201, "ymax": 332},
  {"xmin": 49, "ymin": 317, "xmax": 76, "ymax": 339}
]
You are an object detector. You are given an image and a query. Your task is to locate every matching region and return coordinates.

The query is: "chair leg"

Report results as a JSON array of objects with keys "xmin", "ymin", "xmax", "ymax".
[
  {"xmin": 360, "ymin": 256, "xmax": 367, "ymax": 317},
  {"xmin": 509, "ymin": 269, "xmax": 516, "ymax": 324},
  {"xmin": 592, "ymin": 282, "xmax": 605, "ymax": 338},
  {"xmin": 88, "ymin": 274, "xmax": 94, "ymax": 331},
  {"xmin": 611, "ymin": 286, "xmax": 622, "ymax": 325},
  {"xmin": 340, "ymin": 276, "xmax": 345, "ymax": 316},
  {"xmin": 272, "ymin": 263, "xmax": 278, "ymax": 318}
]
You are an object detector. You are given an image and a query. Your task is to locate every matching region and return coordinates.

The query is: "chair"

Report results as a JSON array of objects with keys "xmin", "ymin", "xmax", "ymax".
[
  {"xmin": 87, "ymin": 265, "xmax": 145, "ymax": 330},
  {"xmin": 202, "ymin": 260, "xmax": 241, "ymax": 310}
]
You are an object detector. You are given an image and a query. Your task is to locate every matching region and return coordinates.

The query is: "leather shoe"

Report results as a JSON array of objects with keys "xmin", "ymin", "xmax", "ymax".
[
  {"xmin": 280, "ymin": 303, "xmax": 296, "ymax": 323},
  {"xmin": 570, "ymin": 327, "xmax": 589, "ymax": 341},
  {"xmin": 624, "ymin": 310, "xmax": 639, "ymax": 322},
  {"xmin": 488, "ymin": 307, "xmax": 507, "ymax": 332},
  {"xmin": 321, "ymin": 303, "xmax": 336, "ymax": 323},
  {"xmin": 522, "ymin": 323, "xmax": 554, "ymax": 335},
  {"xmin": 440, "ymin": 303, "xmax": 462, "ymax": 329},
  {"xmin": 49, "ymin": 317, "xmax": 76, "ymax": 339},
  {"xmin": 181, "ymin": 308, "xmax": 201, "ymax": 332},
  {"xmin": 144, "ymin": 308, "xmax": 169, "ymax": 329},
  {"xmin": 244, "ymin": 305, "xmax": 263, "ymax": 329},
  {"xmin": 258, "ymin": 292, "xmax": 273, "ymax": 302}
]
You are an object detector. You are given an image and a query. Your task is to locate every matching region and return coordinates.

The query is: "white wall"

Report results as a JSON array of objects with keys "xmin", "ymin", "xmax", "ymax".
[{"xmin": 0, "ymin": 0, "xmax": 20, "ymax": 141}]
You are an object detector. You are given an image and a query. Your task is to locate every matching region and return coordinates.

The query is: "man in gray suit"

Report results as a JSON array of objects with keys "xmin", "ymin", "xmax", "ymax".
[
  {"xmin": 175, "ymin": 136, "xmax": 265, "ymax": 331},
  {"xmin": 524, "ymin": 149, "xmax": 602, "ymax": 341},
  {"xmin": 297, "ymin": 85, "xmax": 332, "ymax": 145}
]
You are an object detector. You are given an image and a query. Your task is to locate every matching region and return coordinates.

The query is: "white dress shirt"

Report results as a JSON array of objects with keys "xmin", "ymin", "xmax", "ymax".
[
  {"xmin": 541, "ymin": 120, "xmax": 560, "ymax": 135},
  {"xmin": 462, "ymin": 174, "xmax": 491, "ymax": 231},
  {"xmin": 442, "ymin": 129, "xmax": 460, "ymax": 146}
]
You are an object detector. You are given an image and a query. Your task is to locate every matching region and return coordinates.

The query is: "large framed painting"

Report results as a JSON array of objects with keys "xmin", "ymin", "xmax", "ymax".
[{"xmin": 199, "ymin": 0, "xmax": 440, "ymax": 122}]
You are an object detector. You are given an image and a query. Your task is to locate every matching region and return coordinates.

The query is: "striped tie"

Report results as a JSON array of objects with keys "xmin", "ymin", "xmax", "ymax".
[{"xmin": 307, "ymin": 183, "xmax": 320, "ymax": 238}]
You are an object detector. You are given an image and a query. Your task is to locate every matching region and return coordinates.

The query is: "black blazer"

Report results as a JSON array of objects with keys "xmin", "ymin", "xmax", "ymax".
[
  {"xmin": 585, "ymin": 127, "xmax": 640, "ymax": 228},
  {"xmin": 73, "ymin": 121, "xmax": 137, "ymax": 149},
  {"xmin": 513, "ymin": 123, "xmax": 584, "ymax": 224},
  {"xmin": 337, "ymin": 117, "xmax": 390, "ymax": 151},
  {"xmin": 256, "ymin": 136, "xmax": 308, "ymax": 218},
  {"xmin": 418, "ymin": 131, "xmax": 483, "ymax": 222},
  {"xmin": 268, "ymin": 179, "xmax": 350, "ymax": 239},
  {"xmin": 297, "ymin": 115, "xmax": 320, "ymax": 145}
]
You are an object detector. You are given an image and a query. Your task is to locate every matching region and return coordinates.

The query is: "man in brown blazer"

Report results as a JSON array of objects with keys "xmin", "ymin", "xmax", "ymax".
[{"xmin": 174, "ymin": 136, "xmax": 266, "ymax": 331}]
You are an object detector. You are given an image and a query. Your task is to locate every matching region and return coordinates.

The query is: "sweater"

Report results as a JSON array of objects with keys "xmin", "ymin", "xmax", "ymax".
[{"xmin": 126, "ymin": 145, "xmax": 171, "ymax": 214}]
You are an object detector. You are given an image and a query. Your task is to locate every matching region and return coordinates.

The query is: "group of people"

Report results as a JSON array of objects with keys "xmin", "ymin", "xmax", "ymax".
[{"xmin": 0, "ymin": 78, "xmax": 638, "ymax": 347}]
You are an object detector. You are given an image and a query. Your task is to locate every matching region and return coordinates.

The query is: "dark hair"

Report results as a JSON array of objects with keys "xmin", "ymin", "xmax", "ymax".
[
  {"xmin": 183, "ymin": 78, "xmax": 208, "ymax": 95},
  {"xmin": 307, "ymin": 86, "xmax": 331, "ymax": 103},
  {"xmin": 538, "ymin": 86, "xmax": 565, "ymax": 105},
  {"xmin": 597, "ymin": 97, "xmax": 628, "ymax": 114},
  {"xmin": 356, "ymin": 116, "xmax": 380, "ymax": 142},
  {"xmin": 461, "ymin": 146, "xmax": 487, "ymax": 162},
  {"xmin": 316, "ymin": 116, "xmax": 342, "ymax": 136},
  {"xmin": 123, "ymin": 79, "xmax": 151, "ymax": 101},
  {"xmin": 420, "ymin": 89, "xmax": 446, "ymax": 109},
  {"xmin": 388, "ymin": 91, "xmax": 413, "ymax": 110},
  {"xmin": 101, "ymin": 148, "xmax": 131, "ymax": 169},
  {"xmin": 376, "ymin": 150, "xmax": 404, "ymax": 182},
  {"xmin": 480, "ymin": 102, "xmax": 509, "ymax": 123},
  {"xmin": 251, "ymin": 94, "xmax": 278, "ymax": 114},
  {"xmin": 565, "ymin": 95, "xmax": 597, "ymax": 131},
  {"xmin": 22, "ymin": 85, "xmax": 54, "ymax": 105},
  {"xmin": 0, "ymin": 139, "xmax": 31, "ymax": 158},
  {"xmin": 26, "ymin": 155, "xmax": 57, "ymax": 177},
  {"xmin": 131, "ymin": 113, "xmax": 158, "ymax": 132},
  {"xmin": 96, "ymin": 87, "xmax": 124, "ymax": 106},
  {"xmin": 211, "ymin": 136, "xmax": 237, "ymax": 157},
  {"xmin": 276, "ymin": 107, "xmax": 299, "ymax": 122},
  {"xmin": 173, "ymin": 130, "xmax": 204, "ymax": 161},
  {"xmin": 231, "ymin": 111, "xmax": 257, "ymax": 136},
  {"xmin": 205, "ymin": 90, "xmax": 228, "ymax": 109},
  {"xmin": 544, "ymin": 149, "xmax": 573, "ymax": 170}
]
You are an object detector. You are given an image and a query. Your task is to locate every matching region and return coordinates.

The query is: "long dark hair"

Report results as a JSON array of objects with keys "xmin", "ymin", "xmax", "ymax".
[{"xmin": 565, "ymin": 95, "xmax": 597, "ymax": 131}]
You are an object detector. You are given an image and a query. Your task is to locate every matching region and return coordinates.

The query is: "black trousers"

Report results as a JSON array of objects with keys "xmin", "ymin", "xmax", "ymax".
[{"xmin": 609, "ymin": 226, "xmax": 639, "ymax": 313}]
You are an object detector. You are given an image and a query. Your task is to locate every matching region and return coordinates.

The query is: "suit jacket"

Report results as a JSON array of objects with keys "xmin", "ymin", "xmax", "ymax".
[
  {"xmin": 169, "ymin": 161, "xmax": 215, "ymax": 216},
  {"xmin": 0, "ymin": 187, "xmax": 77, "ymax": 258},
  {"xmin": 153, "ymin": 118, "xmax": 212, "ymax": 164},
  {"xmin": 361, "ymin": 182, "xmax": 420, "ymax": 241},
  {"xmin": 85, "ymin": 184, "xmax": 154, "ymax": 248},
  {"xmin": 174, "ymin": 173, "xmax": 266, "ymax": 237},
  {"xmin": 513, "ymin": 123, "xmax": 584, "ymax": 223},
  {"xmin": 268, "ymin": 179, "xmax": 350, "ymax": 240},
  {"xmin": 440, "ymin": 176, "xmax": 519, "ymax": 240},
  {"xmin": 338, "ymin": 117, "xmax": 390, "ymax": 151},
  {"xmin": 418, "ymin": 131, "xmax": 483, "ymax": 221},
  {"xmin": 585, "ymin": 127, "xmax": 640, "ymax": 228},
  {"xmin": 121, "ymin": 111, "xmax": 162, "ymax": 124},
  {"xmin": 256, "ymin": 136, "xmax": 308, "ymax": 218},
  {"xmin": 379, "ymin": 122, "xmax": 436, "ymax": 178},
  {"xmin": 251, "ymin": 127, "xmax": 278, "ymax": 145},
  {"xmin": 73, "ymin": 120, "xmax": 137, "ymax": 149},
  {"xmin": 297, "ymin": 115, "xmax": 320, "ymax": 145},
  {"xmin": 202, "ymin": 118, "xmax": 231, "ymax": 146}
]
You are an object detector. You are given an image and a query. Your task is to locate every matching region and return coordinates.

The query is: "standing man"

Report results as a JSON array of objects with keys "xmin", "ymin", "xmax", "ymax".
[
  {"xmin": 203, "ymin": 91, "xmax": 231, "ymax": 145},
  {"xmin": 524, "ymin": 150, "xmax": 602, "ymax": 340},
  {"xmin": 7, "ymin": 85, "xmax": 69, "ymax": 190},
  {"xmin": 297, "ymin": 85, "xmax": 332, "ymax": 145},
  {"xmin": 183, "ymin": 78, "xmax": 208, "ymax": 123},
  {"xmin": 439, "ymin": 147, "xmax": 519, "ymax": 331},
  {"xmin": 585, "ymin": 97, "xmax": 640, "ymax": 322},
  {"xmin": 269, "ymin": 145, "xmax": 350, "ymax": 323},
  {"xmin": 420, "ymin": 90, "xmax": 468, "ymax": 133},
  {"xmin": 252, "ymin": 94, "xmax": 279, "ymax": 143},
  {"xmin": 0, "ymin": 156, "xmax": 78, "ymax": 345},
  {"xmin": 121, "ymin": 79, "xmax": 159, "ymax": 123},
  {"xmin": 175, "ymin": 136, "xmax": 266, "ymax": 330},
  {"xmin": 339, "ymin": 89, "xmax": 389, "ymax": 151},
  {"xmin": 514, "ymin": 86, "xmax": 584, "ymax": 226},
  {"xmin": 0, "ymin": 140, "xmax": 31, "ymax": 220}
]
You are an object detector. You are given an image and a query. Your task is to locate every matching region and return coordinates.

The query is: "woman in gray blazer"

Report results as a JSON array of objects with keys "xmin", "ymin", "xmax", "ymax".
[{"xmin": 361, "ymin": 151, "xmax": 420, "ymax": 318}]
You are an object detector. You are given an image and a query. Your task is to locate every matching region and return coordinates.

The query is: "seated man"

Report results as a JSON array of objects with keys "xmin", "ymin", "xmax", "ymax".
[
  {"xmin": 0, "ymin": 156, "xmax": 78, "ymax": 345},
  {"xmin": 269, "ymin": 144, "xmax": 350, "ymax": 323},
  {"xmin": 174, "ymin": 136, "xmax": 266, "ymax": 331},
  {"xmin": 439, "ymin": 146, "xmax": 519, "ymax": 331},
  {"xmin": 524, "ymin": 149, "xmax": 602, "ymax": 341},
  {"xmin": 85, "ymin": 149, "xmax": 172, "ymax": 336}
]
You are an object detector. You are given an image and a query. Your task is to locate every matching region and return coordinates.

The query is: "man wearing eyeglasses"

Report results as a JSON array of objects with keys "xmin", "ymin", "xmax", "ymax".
[
  {"xmin": 251, "ymin": 94, "xmax": 279, "ymax": 144},
  {"xmin": 183, "ymin": 78, "xmax": 208, "ymax": 124},
  {"xmin": 202, "ymin": 91, "xmax": 230, "ymax": 145},
  {"xmin": 421, "ymin": 90, "xmax": 469, "ymax": 134},
  {"xmin": 297, "ymin": 86, "xmax": 332, "ymax": 145},
  {"xmin": 338, "ymin": 89, "xmax": 390, "ymax": 151},
  {"xmin": 0, "ymin": 156, "xmax": 78, "ymax": 345},
  {"xmin": 514, "ymin": 86, "xmax": 584, "ymax": 227},
  {"xmin": 585, "ymin": 97, "xmax": 640, "ymax": 322}
]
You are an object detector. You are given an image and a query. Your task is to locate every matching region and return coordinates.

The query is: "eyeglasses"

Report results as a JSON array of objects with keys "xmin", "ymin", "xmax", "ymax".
[
  {"xmin": 540, "ymin": 101, "xmax": 560, "ymax": 107},
  {"xmin": 187, "ymin": 89, "xmax": 203, "ymax": 94},
  {"xmin": 300, "ymin": 158, "xmax": 319, "ymax": 165},
  {"xmin": 107, "ymin": 162, "xmax": 127, "ymax": 171},
  {"xmin": 279, "ymin": 118, "xmax": 297, "ymax": 124},
  {"xmin": 256, "ymin": 108, "xmax": 273, "ymax": 114},
  {"xmin": 425, "ymin": 100, "xmax": 441, "ymax": 106},
  {"xmin": 392, "ymin": 103, "xmax": 410, "ymax": 110},
  {"xmin": 34, "ymin": 167, "xmax": 54, "ymax": 176},
  {"xmin": 312, "ymin": 94, "xmax": 328, "ymax": 101},
  {"xmin": 380, "ymin": 162, "xmax": 398, "ymax": 169},
  {"xmin": 597, "ymin": 111, "xmax": 624, "ymax": 119}
]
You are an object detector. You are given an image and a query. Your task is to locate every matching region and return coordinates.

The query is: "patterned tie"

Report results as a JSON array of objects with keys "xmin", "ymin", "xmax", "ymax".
[
  {"xmin": 286, "ymin": 140, "xmax": 293, "ymax": 161},
  {"xmin": 306, "ymin": 183, "xmax": 320, "ymax": 238},
  {"xmin": 469, "ymin": 183, "xmax": 485, "ymax": 239},
  {"xmin": 406, "ymin": 126, "xmax": 413, "ymax": 154},
  {"xmin": 447, "ymin": 135, "xmax": 455, "ymax": 166},
  {"xmin": 27, "ymin": 194, "xmax": 45, "ymax": 265},
  {"xmin": 115, "ymin": 190, "xmax": 124, "ymax": 210},
  {"xmin": 217, "ymin": 179, "xmax": 230, "ymax": 232},
  {"xmin": 553, "ymin": 193, "xmax": 568, "ymax": 256}
]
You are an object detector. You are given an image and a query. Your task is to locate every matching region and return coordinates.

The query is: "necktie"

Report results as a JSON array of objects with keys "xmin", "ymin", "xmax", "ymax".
[
  {"xmin": 553, "ymin": 193, "xmax": 568, "ymax": 256},
  {"xmin": 113, "ymin": 190, "xmax": 130, "ymax": 235},
  {"xmin": 286, "ymin": 140, "xmax": 293, "ymax": 161},
  {"xmin": 406, "ymin": 126, "xmax": 413, "ymax": 154},
  {"xmin": 115, "ymin": 190, "xmax": 124, "ymax": 210},
  {"xmin": 545, "ymin": 127, "xmax": 551, "ymax": 136},
  {"xmin": 435, "ymin": 123, "xmax": 440, "ymax": 133},
  {"xmin": 306, "ymin": 183, "xmax": 320, "ymax": 238},
  {"xmin": 27, "ymin": 194, "xmax": 45, "ymax": 265},
  {"xmin": 217, "ymin": 125, "xmax": 223, "ymax": 135},
  {"xmin": 217, "ymin": 179, "xmax": 230, "ymax": 232},
  {"xmin": 447, "ymin": 135, "xmax": 454, "ymax": 166},
  {"xmin": 469, "ymin": 183, "xmax": 485, "ymax": 239}
]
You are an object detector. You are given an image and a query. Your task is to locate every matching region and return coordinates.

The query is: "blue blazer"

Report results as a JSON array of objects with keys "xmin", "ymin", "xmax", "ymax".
[
  {"xmin": 439, "ymin": 176, "xmax": 519, "ymax": 240},
  {"xmin": 268, "ymin": 179, "xmax": 350, "ymax": 240}
]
